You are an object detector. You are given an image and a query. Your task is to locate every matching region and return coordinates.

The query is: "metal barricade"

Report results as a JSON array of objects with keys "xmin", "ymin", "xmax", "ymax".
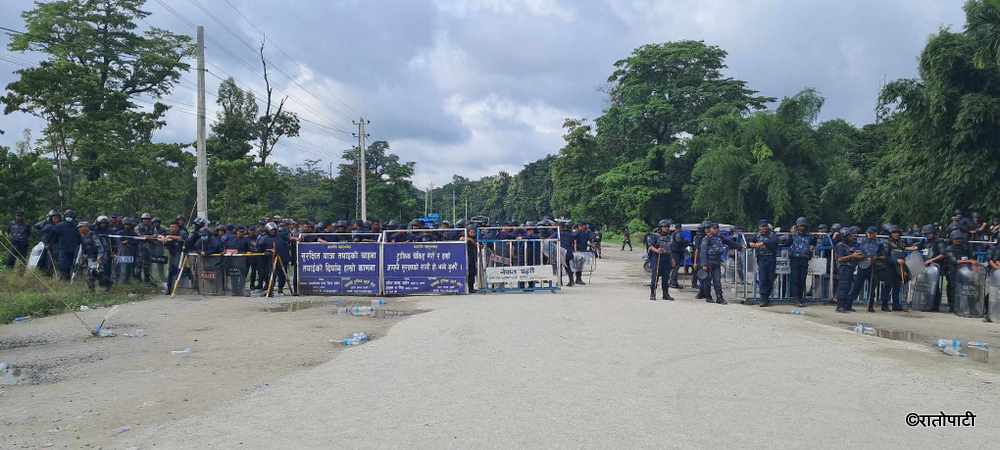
[
  {"xmin": 731, "ymin": 232, "xmax": 835, "ymax": 305},
  {"xmin": 476, "ymin": 226, "xmax": 561, "ymax": 293}
]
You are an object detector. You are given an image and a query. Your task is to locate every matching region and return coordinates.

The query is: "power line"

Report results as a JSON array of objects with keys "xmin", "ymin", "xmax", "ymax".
[{"xmin": 187, "ymin": 0, "xmax": 358, "ymax": 117}]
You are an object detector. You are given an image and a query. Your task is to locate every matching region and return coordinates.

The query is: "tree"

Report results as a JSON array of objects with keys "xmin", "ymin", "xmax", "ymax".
[
  {"xmin": 255, "ymin": 39, "xmax": 299, "ymax": 166},
  {"xmin": 208, "ymin": 78, "xmax": 258, "ymax": 161},
  {"xmin": 854, "ymin": 1, "xmax": 1000, "ymax": 222}
]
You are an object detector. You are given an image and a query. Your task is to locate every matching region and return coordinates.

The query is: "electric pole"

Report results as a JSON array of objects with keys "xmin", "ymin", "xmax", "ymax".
[
  {"xmin": 196, "ymin": 25, "xmax": 208, "ymax": 221},
  {"xmin": 452, "ymin": 188, "xmax": 456, "ymax": 224},
  {"xmin": 353, "ymin": 118, "xmax": 369, "ymax": 222}
]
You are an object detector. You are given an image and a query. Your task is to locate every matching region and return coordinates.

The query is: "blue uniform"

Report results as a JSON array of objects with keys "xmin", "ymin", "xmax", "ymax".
[
  {"xmin": 848, "ymin": 237, "xmax": 882, "ymax": 307},
  {"xmin": 834, "ymin": 241, "xmax": 858, "ymax": 310},
  {"xmin": 750, "ymin": 232, "xmax": 779, "ymax": 304},
  {"xmin": 699, "ymin": 234, "xmax": 742, "ymax": 302},
  {"xmin": 783, "ymin": 232, "xmax": 815, "ymax": 303},
  {"xmin": 54, "ymin": 220, "xmax": 81, "ymax": 280},
  {"xmin": 648, "ymin": 232, "xmax": 672, "ymax": 298}
]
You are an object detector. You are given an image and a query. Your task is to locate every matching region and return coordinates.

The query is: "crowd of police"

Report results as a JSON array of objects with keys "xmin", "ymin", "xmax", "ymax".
[
  {"xmin": 3, "ymin": 209, "xmax": 605, "ymax": 296},
  {"xmin": 641, "ymin": 211, "xmax": 1000, "ymax": 316}
]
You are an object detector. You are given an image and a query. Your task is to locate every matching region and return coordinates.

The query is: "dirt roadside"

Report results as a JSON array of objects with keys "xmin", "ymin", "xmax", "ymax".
[{"xmin": 0, "ymin": 294, "xmax": 425, "ymax": 449}]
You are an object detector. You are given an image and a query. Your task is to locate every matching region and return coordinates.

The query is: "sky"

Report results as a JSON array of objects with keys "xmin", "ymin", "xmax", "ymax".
[{"xmin": 0, "ymin": 0, "xmax": 968, "ymax": 188}]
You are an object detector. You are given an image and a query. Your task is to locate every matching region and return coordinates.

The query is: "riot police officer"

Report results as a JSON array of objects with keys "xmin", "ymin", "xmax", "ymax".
[
  {"xmin": 882, "ymin": 226, "xmax": 914, "ymax": 311},
  {"xmin": 692, "ymin": 222, "xmax": 707, "ymax": 295},
  {"xmin": 748, "ymin": 219, "xmax": 779, "ymax": 307},
  {"xmin": 849, "ymin": 226, "xmax": 883, "ymax": 312},
  {"xmin": 785, "ymin": 217, "xmax": 815, "ymax": 307},
  {"xmin": 699, "ymin": 223, "xmax": 742, "ymax": 304},
  {"xmin": 559, "ymin": 220, "xmax": 576, "ymax": 287},
  {"xmin": 647, "ymin": 219, "xmax": 674, "ymax": 301},
  {"xmin": 942, "ymin": 229, "xmax": 976, "ymax": 312},
  {"xmin": 919, "ymin": 224, "xmax": 946, "ymax": 311},
  {"xmin": 93, "ymin": 216, "xmax": 114, "ymax": 290},
  {"xmin": 54, "ymin": 209, "xmax": 81, "ymax": 281},
  {"xmin": 5, "ymin": 210, "xmax": 31, "ymax": 272},
  {"xmin": 834, "ymin": 228, "xmax": 863, "ymax": 313},
  {"xmin": 136, "ymin": 213, "xmax": 159, "ymax": 285},
  {"xmin": 76, "ymin": 221, "xmax": 106, "ymax": 293}
]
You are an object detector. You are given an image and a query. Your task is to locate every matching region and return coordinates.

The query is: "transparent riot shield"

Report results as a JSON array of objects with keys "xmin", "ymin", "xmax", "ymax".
[
  {"xmin": 909, "ymin": 264, "xmax": 939, "ymax": 312},
  {"xmin": 988, "ymin": 270, "xmax": 1000, "ymax": 323},
  {"xmin": 953, "ymin": 266, "xmax": 985, "ymax": 318}
]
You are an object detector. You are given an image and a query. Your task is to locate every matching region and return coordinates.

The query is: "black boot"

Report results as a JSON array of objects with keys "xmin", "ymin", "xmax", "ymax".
[
  {"xmin": 662, "ymin": 290, "xmax": 674, "ymax": 301},
  {"xmin": 649, "ymin": 291, "xmax": 656, "ymax": 301},
  {"xmin": 717, "ymin": 298, "xmax": 728, "ymax": 305},
  {"xmin": 575, "ymin": 273, "xmax": 585, "ymax": 285},
  {"xmin": 759, "ymin": 300, "xmax": 771, "ymax": 307}
]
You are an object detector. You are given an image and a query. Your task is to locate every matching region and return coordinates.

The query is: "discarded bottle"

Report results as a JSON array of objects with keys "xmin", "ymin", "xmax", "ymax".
[
  {"xmin": 967, "ymin": 341, "xmax": 989, "ymax": 349},
  {"xmin": 371, "ymin": 299, "xmax": 386, "ymax": 307},
  {"xmin": 346, "ymin": 306, "xmax": 374, "ymax": 316},
  {"xmin": 171, "ymin": 347, "xmax": 192, "ymax": 356},
  {"xmin": 790, "ymin": 309, "xmax": 803, "ymax": 315},
  {"xmin": 13, "ymin": 316, "xmax": 30, "ymax": 323},
  {"xmin": 332, "ymin": 332, "xmax": 369, "ymax": 346},
  {"xmin": 939, "ymin": 339, "xmax": 965, "ymax": 357}
]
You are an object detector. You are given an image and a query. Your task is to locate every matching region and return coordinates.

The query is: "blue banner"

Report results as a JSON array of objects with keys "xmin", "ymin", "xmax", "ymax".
[
  {"xmin": 297, "ymin": 242, "xmax": 380, "ymax": 295},
  {"xmin": 382, "ymin": 242, "xmax": 467, "ymax": 295}
]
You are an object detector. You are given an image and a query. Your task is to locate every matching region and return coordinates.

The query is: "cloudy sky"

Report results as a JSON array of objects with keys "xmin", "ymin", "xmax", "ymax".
[{"xmin": 0, "ymin": 0, "xmax": 967, "ymax": 187}]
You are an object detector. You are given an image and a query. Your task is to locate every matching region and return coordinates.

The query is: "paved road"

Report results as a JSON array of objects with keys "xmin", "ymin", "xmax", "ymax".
[{"xmin": 129, "ymin": 248, "xmax": 1000, "ymax": 449}]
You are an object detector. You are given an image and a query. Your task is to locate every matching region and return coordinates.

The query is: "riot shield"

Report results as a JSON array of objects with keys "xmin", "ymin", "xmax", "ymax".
[
  {"xmin": 196, "ymin": 255, "xmax": 225, "ymax": 295},
  {"xmin": 26, "ymin": 242, "xmax": 45, "ymax": 269},
  {"xmin": 227, "ymin": 256, "xmax": 248, "ymax": 296},
  {"xmin": 953, "ymin": 266, "xmax": 985, "ymax": 318},
  {"xmin": 988, "ymin": 271, "xmax": 1000, "ymax": 323},
  {"xmin": 909, "ymin": 264, "xmax": 939, "ymax": 312},
  {"xmin": 905, "ymin": 252, "xmax": 925, "ymax": 280}
]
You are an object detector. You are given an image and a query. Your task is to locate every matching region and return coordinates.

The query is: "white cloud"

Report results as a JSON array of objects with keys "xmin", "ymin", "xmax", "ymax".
[{"xmin": 434, "ymin": 0, "xmax": 576, "ymax": 22}]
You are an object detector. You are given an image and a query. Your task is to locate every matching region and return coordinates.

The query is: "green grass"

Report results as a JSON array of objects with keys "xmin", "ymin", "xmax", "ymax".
[{"xmin": 0, "ymin": 270, "xmax": 155, "ymax": 324}]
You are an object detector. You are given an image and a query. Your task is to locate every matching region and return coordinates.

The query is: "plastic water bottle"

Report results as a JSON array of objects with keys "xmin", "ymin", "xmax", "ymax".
[
  {"xmin": 348, "ymin": 306, "xmax": 374, "ymax": 316},
  {"xmin": 791, "ymin": 309, "xmax": 803, "ymax": 315},
  {"xmin": 370, "ymin": 299, "xmax": 386, "ymax": 307},
  {"xmin": 968, "ymin": 341, "xmax": 989, "ymax": 349},
  {"xmin": 333, "ymin": 332, "xmax": 368, "ymax": 346},
  {"xmin": 936, "ymin": 339, "xmax": 949, "ymax": 349}
]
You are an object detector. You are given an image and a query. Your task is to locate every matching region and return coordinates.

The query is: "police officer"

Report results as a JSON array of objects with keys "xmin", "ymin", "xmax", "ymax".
[
  {"xmin": 257, "ymin": 222, "xmax": 290, "ymax": 296},
  {"xmin": 136, "ymin": 213, "xmax": 159, "ymax": 285},
  {"xmin": 5, "ymin": 210, "xmax": 31, "ymax": 272},
  {"xmin": 55, "ymin": 209, "xmax": 81, "ymax": 281},
  {"xmin": 668, "ymin": 223, "xmax": 687, "ymax": 289},
  {"xmin": 161, "ymin": 222, "xmax": 185, "ymax": 294},
  {"xmin": 849, "ymin": 226, "xmax": 883, "ymax": 312},
  {"xmin": 692, "ymin": 223, "xmax": 707, "ymax": 294},
  {"xmin": 464, "ymin": 224, "xmax": 479, "ymax": 293},
  {"xmin": 559, "ymin": 220, "xmax": 576, "ymax": 287},
  {"xmin": 647, "ymin": 219, "xmax": 674, "ymax": 301},
  {"xmin": 93, "ymin": 216, "xmax": 115, "ymax": 290},
  {"xmin": 38, "ymin": 210, "xmax": 62, "ymax": 277},
  {"xmin": 942, "ymin": 229, "xmax": 976, "ymax": 313},
  {"xmin": 919, "ymin": 224, "xmax": 946, "ymax": 311},
  {"xmin": 784, "ymin": 217, "xmax": 815, "ymax": 307},
  {"xmin": 573, "ymin": 223, "xmax": 592, "ymax": 285},
  {"xmin": 834, "ymin": 227, "xmax": 864, "ymax": 313},
  {"xmin": 748, "ymin": 219, "xmax": 779, "ymax": 307},
  {"xmin": 699, "ymin": 223, "xmax": 742, "ymax": 304},
  {"xmin": 76, "ymin": 221, "xmax": 106, "ymax": 292},
  {"xmin": 882, "ymin": 226, "xmax": 914, "ymax": 311}
]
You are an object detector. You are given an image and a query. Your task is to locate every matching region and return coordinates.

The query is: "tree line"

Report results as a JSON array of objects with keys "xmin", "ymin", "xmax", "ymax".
[
  {"xmin": 431, "ymin": 0, "xmax": 1000, "ymax": 232},
  {"xmin": 3, "ymin": 0, "xmax": 1000, "ymax": 230}
]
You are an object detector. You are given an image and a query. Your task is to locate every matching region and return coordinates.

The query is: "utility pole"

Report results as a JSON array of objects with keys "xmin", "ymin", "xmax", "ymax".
[
  {"xmin": 452, "ymin": 189, "xmax": 456, "ymax": 224},
  {"xmin": 196, "ymin": 25, "xmax": 208, "ymax": 221},
  {"xmin": 353, "ymin": 118, "xmax": 369, "ymax": 222}
]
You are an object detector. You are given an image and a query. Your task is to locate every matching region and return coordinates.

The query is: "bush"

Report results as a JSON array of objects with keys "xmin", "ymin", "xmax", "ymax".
[{"xmin": 0, "ymin": 271, "xmax": 153, "ymax": 324}]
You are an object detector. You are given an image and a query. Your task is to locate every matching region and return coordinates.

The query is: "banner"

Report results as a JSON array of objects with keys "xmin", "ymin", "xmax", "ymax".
[
  {"xmin": 297, "ymin": 242, "xmax": 380, "ymax": 295},
  {"xmin": 382, "ymin": 242, "xmax": 467, "ymax": 295}
]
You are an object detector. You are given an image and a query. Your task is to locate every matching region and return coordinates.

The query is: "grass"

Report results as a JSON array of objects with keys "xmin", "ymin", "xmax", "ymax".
[{"xmin": 0, "ymin": 269, "xmax": 155, "ymax": 324}]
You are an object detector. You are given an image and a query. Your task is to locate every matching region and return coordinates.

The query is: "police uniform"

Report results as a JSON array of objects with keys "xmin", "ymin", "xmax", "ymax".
[
  {"xmin": 77, "ymin": 222, "xmax": 106, "ymax": 292},
  {"xmin": 834, "ymin": 230, "xmax": 860, "ymax": 312},
  {"xmin": 648, "ymin": 220, "xmax": 673, "ymax": 301},
  {"xmin": 848, "ymin": 228, "xmax": 883, "ymax": 311},
  {"xmin": 942, "ymin": 231, "xmax": 972, "ymax": 313},
  {"xmin": 919, "ymin": 226, "xmax": 946, "ymax": 311},
  {"xmin": 692, "ymin": 225, "xmax": 706, "ymax": 293},
  {"xmin": 882, "ymin": 229, "xmax": 908, "ymax": 311},
  {"xmin": 785, "ymin": 218, "xmax": 815, "ymax": 306},
  {"xmin": 136, "ymin": 213, "xmax": 158, "ymax": 285},
  {"xmin": 699, "ymin": 224, "xmax": 741, "ymax": 304},
  {"xmin": 749, "ymin": 220, "xmax": 779, "ymax": 306},
  {"xmin": 5, "ymin": 213, "xmax": 30, "ymax": 271},
  {"xmin": 55, "ymin": 210, "xmax": 81, "ymax": 281}
]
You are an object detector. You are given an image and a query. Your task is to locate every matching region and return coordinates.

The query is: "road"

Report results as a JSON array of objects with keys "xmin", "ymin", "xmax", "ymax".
[{"xmin": 116, "ymin": 247, "xmax": 999, "ymax": 449}]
